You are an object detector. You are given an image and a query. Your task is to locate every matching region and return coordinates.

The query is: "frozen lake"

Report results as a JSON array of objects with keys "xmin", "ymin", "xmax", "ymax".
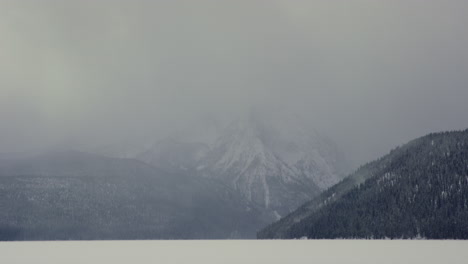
[{"xmin": 1, "ymin": 240, "xmax": 467, "ymax": 264}]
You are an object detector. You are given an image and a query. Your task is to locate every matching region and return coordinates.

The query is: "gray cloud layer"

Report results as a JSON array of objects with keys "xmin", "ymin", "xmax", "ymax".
[{"xmin": 1, "ymin": 0, "xmax": 468, "ymax": 167}]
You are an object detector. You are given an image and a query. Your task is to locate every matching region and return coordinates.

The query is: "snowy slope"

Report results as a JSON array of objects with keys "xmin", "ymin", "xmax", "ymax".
[
  {"xmin": 137, "ymin": 110, "xmax": 346, "ymax": 218},
  {"xmin": 259, "ymin": 129, "xmax": 468, "ymax": 239},
  {"xmin": 198, "ymin": 111, "xmax": 344, "ymax": 216}
]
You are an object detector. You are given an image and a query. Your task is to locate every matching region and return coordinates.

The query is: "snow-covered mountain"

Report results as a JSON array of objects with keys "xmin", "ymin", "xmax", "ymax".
[{"xmin": 137, "ymin": 110, "xmax": 346, "ymax": 218}]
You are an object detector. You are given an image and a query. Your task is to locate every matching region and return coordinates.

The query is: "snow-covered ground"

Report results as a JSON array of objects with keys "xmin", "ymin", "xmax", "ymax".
[{"xmin": 1, "ymin": 240, "xmax": 466, "ymax": 264}]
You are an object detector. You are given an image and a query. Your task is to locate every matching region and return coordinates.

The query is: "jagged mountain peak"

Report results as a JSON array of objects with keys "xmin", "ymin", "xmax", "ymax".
[
  {"xmin": 208, "ymin": 110, "xmax": 342, "ymax": 177},
  {"xmin": 136, "ymin": 110, "xmax": 346, "ymax": 217}
]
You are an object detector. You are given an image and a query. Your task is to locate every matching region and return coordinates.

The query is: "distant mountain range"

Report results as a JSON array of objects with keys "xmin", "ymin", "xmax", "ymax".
[
  {"xmin": 0, "ymin": 110, "xmax": 346, "ymax": 240},
  {"xmin": 0, "ymin": 151, "xmax": 269, "ymax": 240},
  {"xmin": 2, "ymin": 121, "xmax": 467, "ymax": 240},
  {"xmin": 258, "ymin": 129, "xmax": 468, "ymax": 239},
  {"xmin": 137, "ymin": 110, "xmax": 347, "ymax": 219}
]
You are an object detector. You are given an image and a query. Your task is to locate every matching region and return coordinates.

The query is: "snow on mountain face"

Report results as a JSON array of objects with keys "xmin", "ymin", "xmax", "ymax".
[
  {"xmin": 198, "ymin": 112, "xmax": 344, "ymax": 216},
  {"xmin": 137, "ymin": 110, "xmax": 345, "ymax": 217}
]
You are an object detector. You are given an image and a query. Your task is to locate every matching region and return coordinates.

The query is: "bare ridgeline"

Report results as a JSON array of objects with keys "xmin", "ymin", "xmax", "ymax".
[{"xmin": 1, "ymin": 111, "xmax": 468, "ymax": 240}]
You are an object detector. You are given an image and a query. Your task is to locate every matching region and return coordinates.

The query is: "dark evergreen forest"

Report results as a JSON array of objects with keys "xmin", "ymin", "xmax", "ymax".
[{"xmin": 259, "ymin": 129, "xmax": 468, "ymax": 239}]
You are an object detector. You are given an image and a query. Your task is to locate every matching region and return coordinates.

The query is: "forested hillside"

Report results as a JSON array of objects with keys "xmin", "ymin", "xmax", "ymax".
[
  {"xmin": 0, "ymin": 152, "xmax": 269, "ymax": 240},
  {"xmin": 258, "ymin": 129, "xmax": 468, "ymax": 239}
]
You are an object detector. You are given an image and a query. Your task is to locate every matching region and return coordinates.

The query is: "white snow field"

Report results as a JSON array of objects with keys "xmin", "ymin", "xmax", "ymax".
[{"xmin": 0, "ymin": 240, "xmax": 467, "ymax": 264}]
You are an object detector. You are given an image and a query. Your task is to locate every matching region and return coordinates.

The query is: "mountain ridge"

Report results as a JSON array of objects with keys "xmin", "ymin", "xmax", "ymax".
[
  {"xmin": 0, "ymin": 151, "xmax": 270, "ymax": 240},
  {"xmin": 258, "ymin": 129, "xmax": 468, "ymax": 239},
  {"xmin": 137, "ymin": 110, "xmax": 346, "ymax": 218}
]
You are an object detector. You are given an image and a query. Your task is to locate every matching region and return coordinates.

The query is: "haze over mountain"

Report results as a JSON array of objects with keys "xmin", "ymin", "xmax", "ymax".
[
  {"xmin": 2, "ymin": 1, "xmax": 468, "ymax": 169},
  {"xmin": 0, "ymin": 151, "xmax": 270, "ymax": 240},
  {"xmin": 138, "ymin": 109, "xmax": 347, "ymax": 219},
  {"xmin": 1, "ymin": 1, "xmax": 468, "ymax": 241},
  {"xmin": 258, "ymin": 129, "xmax": 468, "ymax": 239},
  {"xmin": 0, "ymin": 109, "xmax": 345, "ymax": 240}
]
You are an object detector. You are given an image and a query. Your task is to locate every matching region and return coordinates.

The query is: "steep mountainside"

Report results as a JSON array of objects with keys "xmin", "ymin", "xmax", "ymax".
[
  {"xmin": 0, "ymin": 151, "xmax": 269, "ymax": 240},
  {"xmin": 138, "ymin": 111, "xmax": 346, "ymax": 219},
  {"xmin": 258, "ymin": 129, "xmax": 468, "ymax": 239}
]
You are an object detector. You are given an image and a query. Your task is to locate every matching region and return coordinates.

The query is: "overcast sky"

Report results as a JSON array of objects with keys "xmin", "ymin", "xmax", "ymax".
[{"xmin": 1, "ymin": 0, "xmax": 468, "ymax": 167}]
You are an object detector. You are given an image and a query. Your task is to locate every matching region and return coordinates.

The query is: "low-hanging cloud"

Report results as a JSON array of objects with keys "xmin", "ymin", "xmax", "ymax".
[{"xmin": 1, "ymin": 0, "xmax": 468, "ymax": 167}]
